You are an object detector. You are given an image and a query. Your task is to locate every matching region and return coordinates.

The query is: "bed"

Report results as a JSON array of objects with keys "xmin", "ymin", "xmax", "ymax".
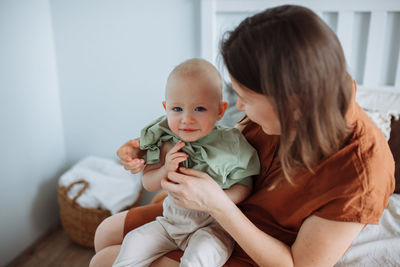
[{"xmin": 200, "ymin": 0, "xmax": 400, "ymax": 265}]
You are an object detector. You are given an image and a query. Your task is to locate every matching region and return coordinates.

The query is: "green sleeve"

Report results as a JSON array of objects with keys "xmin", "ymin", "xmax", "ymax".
[{"xmin": 139, "ymin": 115, "xmax": 167, "ymax": 164}]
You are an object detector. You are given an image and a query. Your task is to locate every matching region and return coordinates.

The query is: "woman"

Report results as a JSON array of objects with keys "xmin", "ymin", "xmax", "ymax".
[{"xmin": 90, "ymin": 5, "xmax": 394, "ymax": 266}]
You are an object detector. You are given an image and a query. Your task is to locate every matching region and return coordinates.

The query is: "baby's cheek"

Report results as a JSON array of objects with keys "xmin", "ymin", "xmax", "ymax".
[
  {"xmin": 167, "ymin": 118, "xmax": 179, "ymax": 134},
  {"xmin": 205, "ymin": 120, "xmax": 217, "ymax": 132}
]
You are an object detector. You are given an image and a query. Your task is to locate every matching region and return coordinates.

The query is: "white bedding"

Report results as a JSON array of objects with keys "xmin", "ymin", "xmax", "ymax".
[{"xmin": 335, "ymin": 194, "xmax": 400, "ymax": 267}]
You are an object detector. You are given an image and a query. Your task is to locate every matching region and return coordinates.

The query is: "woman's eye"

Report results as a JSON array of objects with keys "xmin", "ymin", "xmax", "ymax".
[
  {"xmin": 172, "ymin": 107, "xmax": 183, "ymax": 112},
  {"xmin": 194, "ymin": 106, "xmax": 207, "ymax": 112}
]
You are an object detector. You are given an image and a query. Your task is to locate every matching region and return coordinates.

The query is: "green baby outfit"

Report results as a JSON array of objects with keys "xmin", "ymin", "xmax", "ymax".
[
  {"xmin": 140, "ymin": 115, "xmax": 260, "ymax": 189},
  {"xmin": 114, "ymin": 116, "xmax": 261, "ymax": 267}
]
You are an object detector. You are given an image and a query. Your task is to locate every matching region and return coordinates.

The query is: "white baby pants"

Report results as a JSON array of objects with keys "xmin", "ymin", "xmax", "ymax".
[{"xmin": 112, "ymin": 194, "xmax": 234, "ymax": 267}]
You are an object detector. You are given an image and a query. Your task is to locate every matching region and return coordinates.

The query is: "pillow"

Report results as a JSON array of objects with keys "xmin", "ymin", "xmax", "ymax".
[{"xmin": 363, "ymin": 110, "xmax": 395, "ymax": 141}]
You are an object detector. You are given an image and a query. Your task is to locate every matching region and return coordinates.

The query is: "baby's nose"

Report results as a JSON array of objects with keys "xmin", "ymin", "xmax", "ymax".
[{"xmin": 182, "ymin": 112, "xmax": 195, "ymax": 124}]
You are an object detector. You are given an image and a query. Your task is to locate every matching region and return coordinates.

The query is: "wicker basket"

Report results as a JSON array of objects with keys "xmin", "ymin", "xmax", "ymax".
[{"xmin": 58, "ymin": 180, "xmax": 142, "ymax": 248}]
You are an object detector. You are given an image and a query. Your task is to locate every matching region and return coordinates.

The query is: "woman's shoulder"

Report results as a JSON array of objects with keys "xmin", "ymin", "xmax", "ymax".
[
  {"xmin": 310, "ymin": 104, "xmax": 395, "ymax": 223},
  {"xmin": 346, "ymin": 104, "xmax": 394, "ymax": 177},
  {"xmin": 323, "ymin": 103, "xmax": 394, "ymax": 188}
]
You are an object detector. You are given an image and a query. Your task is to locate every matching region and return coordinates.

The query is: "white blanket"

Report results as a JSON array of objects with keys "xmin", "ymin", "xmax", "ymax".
[
  {"xmin": 59, "ymin": 156, "xmax": 142, "ymax": 214},
  {"xmin": 335, "ymin": 194, "xmax": 400, "ymax": 267}
]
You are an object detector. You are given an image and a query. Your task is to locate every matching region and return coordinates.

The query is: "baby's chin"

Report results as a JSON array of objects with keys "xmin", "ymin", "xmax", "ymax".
[
  {"xmin": 179, "ymin": 135, "xmax": 203, "ymax": 143},
  {"xmin": 177, "ymin": 132, "xmax": 209, "ymax": 143}
]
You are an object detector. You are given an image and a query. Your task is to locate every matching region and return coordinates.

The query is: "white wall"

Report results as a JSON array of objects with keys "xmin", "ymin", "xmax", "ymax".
[
  {"xmin": 0, "ymin": 0, "xmax": 201, "ymax": 263},
  {"xmin": 50, "ymin": 0, "xmax": 200, "ymax": 164},
  {"xmin": 1, "ymin": 1, "xmax": 201, "ymax": 263},
  {"xmin": 49, "ymin": 0, "xmax": 201, "ymax": 205},
  {"xmin": 0, "ymin": 0, "xmax": 66, "ymax": 265}
]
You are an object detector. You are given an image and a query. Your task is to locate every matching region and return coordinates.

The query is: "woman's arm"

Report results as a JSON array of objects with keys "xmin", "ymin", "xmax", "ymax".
[
  {"xmin": 223, "ymin": 183, "xmax": 252, "ymax": 204},
  {"xmin": 213, "ymin": 196, "xmax": 363, "ymax": 266},
  {"xmin": 163, "ymin": 167, "xmax": 364, "ymax": 267},
  {"xmin": 292, "ymin": 215, "xmax": 363, "ymax": 266}
]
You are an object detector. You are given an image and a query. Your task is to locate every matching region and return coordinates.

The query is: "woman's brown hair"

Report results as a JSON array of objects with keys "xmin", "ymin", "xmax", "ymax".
[{"xmin": 220, "ymin": 5, "xmax": 353, "ymax": 186}]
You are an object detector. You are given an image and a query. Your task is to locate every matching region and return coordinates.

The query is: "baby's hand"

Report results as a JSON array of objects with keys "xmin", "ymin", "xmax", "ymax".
[{"xmin": 164, "ymin": 141, "xmax": 188, "ymax": 172}]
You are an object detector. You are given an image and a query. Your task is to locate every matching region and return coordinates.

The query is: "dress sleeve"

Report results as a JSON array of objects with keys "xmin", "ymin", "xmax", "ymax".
[
  {"xmin": 314, "ymin": 139, "xmax": 395, "ymax": 224},
  {"xmin": 140, "ymin": 116, "xmax": 168, "ymax": 164},
  {"xmin": 219, "ymin": 127, "xmax": 260, "ymax": 189}
]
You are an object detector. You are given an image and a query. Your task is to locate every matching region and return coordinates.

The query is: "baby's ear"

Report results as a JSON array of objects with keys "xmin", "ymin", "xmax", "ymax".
[
  {"xmin": 162, "ymin": 101, "xmax": 166, "ymax": 111},
  {"xmin": 218, "ymin": 101, "xmax": 228, "ymax": 120}
]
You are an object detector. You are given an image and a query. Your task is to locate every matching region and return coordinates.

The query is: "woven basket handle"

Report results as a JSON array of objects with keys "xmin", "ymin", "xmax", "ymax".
[{"xmin": 64, "ymin": 180, "xmax": 89, "ymax": 204}]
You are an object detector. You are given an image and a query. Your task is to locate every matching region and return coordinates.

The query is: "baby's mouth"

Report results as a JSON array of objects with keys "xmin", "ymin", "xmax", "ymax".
[{"xmin": 179, "ymin": 128, "xmax": 198, "ymax": 132}]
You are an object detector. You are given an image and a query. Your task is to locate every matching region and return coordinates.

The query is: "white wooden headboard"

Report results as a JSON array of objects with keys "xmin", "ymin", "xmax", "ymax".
[{"xmin": 201, "ymin": 0, "xmax": 400, "ymax": 98}]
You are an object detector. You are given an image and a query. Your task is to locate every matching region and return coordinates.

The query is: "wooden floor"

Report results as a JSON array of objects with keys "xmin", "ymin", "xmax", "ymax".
[{"xmin": 9, "ymin": 226, "xmax": 95, "ymax": 267}]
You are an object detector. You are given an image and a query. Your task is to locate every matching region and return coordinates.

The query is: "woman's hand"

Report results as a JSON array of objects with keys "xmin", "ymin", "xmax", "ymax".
[
  {"xmin": 117, "ymin": 139, "xmax": 146, "ymax": 174},
  {"xmin": 161, "ymin": 167, "xmax": 231, "ymax": 214}
]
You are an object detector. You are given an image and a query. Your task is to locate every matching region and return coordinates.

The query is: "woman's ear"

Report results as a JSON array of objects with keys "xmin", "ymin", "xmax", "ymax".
[
  {"xmin": 162, "ymin": 101, "xmax": 166, "ymax": 111},
  {"xmin": 217, "ymin": 101, "xmax": 228, "ymax": 120}
]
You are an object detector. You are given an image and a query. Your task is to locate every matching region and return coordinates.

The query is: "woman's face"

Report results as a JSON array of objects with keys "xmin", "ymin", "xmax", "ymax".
[{"xmin": 230, "ymin": 76, "xmax": 281, "ymax": 135}]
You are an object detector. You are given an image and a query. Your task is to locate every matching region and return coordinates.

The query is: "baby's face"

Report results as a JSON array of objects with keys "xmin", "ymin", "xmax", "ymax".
[{"xmin": 164, "ymin": 74, "xmax": 223, "ymax": 142}]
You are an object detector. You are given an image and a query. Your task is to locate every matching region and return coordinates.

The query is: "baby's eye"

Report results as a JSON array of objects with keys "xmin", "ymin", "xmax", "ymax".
[
  {"xmin": 172, "ymin": 107, "xmax": 183, "ymax": 112},
  {"xmin": 194, "ymin": 106, "xmax": 207, "ymax": 112}
]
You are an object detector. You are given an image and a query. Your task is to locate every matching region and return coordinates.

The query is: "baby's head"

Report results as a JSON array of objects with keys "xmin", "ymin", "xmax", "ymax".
[{"xmin": 163, "ymin": 58, "xmax": 228, "ymax": 142}]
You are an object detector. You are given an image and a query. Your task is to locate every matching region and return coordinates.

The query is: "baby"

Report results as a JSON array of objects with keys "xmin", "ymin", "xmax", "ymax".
[{"xmin": 113, "ymin": 58, "xmax": 260, "ymax": 267}]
